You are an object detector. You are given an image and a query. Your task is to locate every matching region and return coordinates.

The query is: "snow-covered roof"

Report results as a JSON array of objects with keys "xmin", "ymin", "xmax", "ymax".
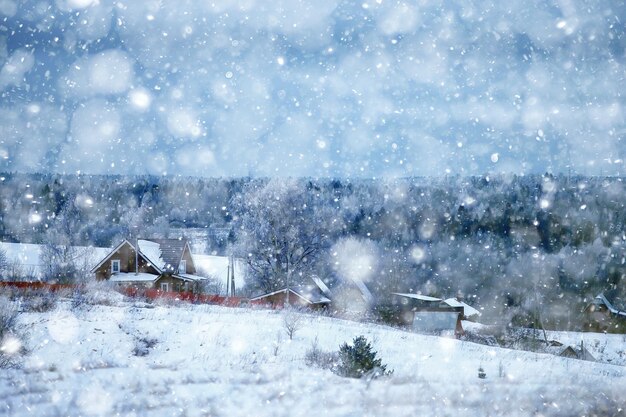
[
  {"xmin": 547, "ymin": 345, "xmax": 597, "ymax": 362},
  {"xmin": 352, "ymin": 279, "xmax": 374, "ymax": 304},
  {"xmin": 175, "ymin": 273, "xmax": 208, "ymax": 282},
  {"xmin": 90, "ymin": 240, "xmax": 135, "ymax": 273},
  {"xmin": 251, "ymin": 287, "xmax": 331, "ymax": 305},
  {"xmin": 596, "ymin": 292, "xmax": 626, "ymax": 317},
  {"xmin": 392, "ymin": 293, "xmax": 480, "ymax": 317},
  {"xmin": 109, "ymin": 272, "xmax": 158, "ymax": 283},
  {"xmin": 293, "ymin": 284, "xmax": 331, "ymax": 304},
  {"xmin": 393, "ymin": 293, "xmax": 442, "ymax": 302},
  {"xmin": 443, "ymin": 298, "xmax": 481, "ymax": 317},
  {"xmin": 311, "ymin": 275, "xmax": 332, "ymax": 299},
  {"xmin": 137, "ymin": 239, "xmax": 167, "ymax": 271},
  {"xmin": 250, "ymin": 288, "xmax": 288, "ymax": 301},
  {"xmin": 146, "ymin": 238, "xmax": 189, "ymax": 272},
  {"xmin": 251, "ymin": 275, "xmax": 333, "ymax": 305}
]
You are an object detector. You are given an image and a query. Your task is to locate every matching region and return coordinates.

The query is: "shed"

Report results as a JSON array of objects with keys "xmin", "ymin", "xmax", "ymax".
[
  {"xmin": 391, "ymin": 293, "xmax": 480, "ymax": 320},
  {"xmin": 584, "ymin": 289, "xmax": 626, "ymax": 332},
  {"xmin": 250, "ymin": 277, "xmax": 332, "ymax": 310},
  {"xmin": 558, "ymin": 345, "xmax": 596, "ymax": 362},
  {"xmin": 412, "ymin": 310, "xmax": 464, "ymax": 336}
]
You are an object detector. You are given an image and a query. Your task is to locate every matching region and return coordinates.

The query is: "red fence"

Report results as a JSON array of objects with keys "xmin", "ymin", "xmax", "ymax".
[
  {"xmin": 0, "ymin": 281, "xmax": 75, "ymax": 292},
  {"xmin": 121, "ymin": 287, "xmax": 246, "ymax": 306},
  {"xmin": 0, "ymin": 281, "xmax": 247, "ymax": 307}
]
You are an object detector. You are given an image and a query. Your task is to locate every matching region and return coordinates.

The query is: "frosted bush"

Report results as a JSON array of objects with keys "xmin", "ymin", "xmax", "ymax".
[
  {"xmin": 0, "ymin": 295, "xmax": 23, "ymax": 368},
  {"xmin": 0, "ymin": 295, "xmax": 18, "ymax": 338},
  {"xmin": 133, "ymin": 336, "xmax": 158, "ymax": 357},
  {"xmin": 304, "ymin": 337, "xmax": 337, "ymax": 370},
  {"xmin": 71, "ymin": 280, "xmax": 125, "ymax": 311},
  {"xmin": 19, "ymin": 289, "xmax": 59, "ymax": 312}
]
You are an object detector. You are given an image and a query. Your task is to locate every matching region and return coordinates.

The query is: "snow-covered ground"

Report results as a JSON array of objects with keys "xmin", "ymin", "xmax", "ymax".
[
  {"xmin": 463, "ymin": 321, "xmax": 626, "ymax": 367},
  {"xmin": 543, "ymin": 329, "xmax": 626, "ymax": 366},
  {"xmin": 2, "ymin": 297, "xmax": 625, "ymax": 417}
]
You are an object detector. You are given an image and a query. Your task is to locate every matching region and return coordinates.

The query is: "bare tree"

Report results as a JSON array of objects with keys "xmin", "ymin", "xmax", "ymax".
[
  {"xmin": 196, "ymin": 272, "xmax": 225, "ymax": 295},
  {"xmin": 231, "ymin": 179, "xmax": 326, "ymax": 294},
  {"xmin": 283, "ymin": 309, "xmax": 303, "ymax": 341},
  {"xmin": 0, "ymin": 249, "xmax": 8, "ymax": 280}
]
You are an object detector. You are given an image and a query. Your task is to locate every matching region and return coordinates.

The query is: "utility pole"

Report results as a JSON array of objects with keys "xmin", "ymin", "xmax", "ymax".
[
  {"xmin": 230, "ymin": 255, "xmax": 236, "ymax": 296},
  {"xmin": 226, "ymin": 262, "xmax": 231, "ymax": 296}
]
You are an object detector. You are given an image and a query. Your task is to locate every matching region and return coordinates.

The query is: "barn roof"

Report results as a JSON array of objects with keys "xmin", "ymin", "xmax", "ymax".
[
  {"xmin": 251, "ymin": 276, "xmax": 332, "ymax": 305},
  {"xmin": 442, "ymin": 298, "xmax": 481, "ymax": 317},
  {"xmin": 595, "ymin": 290, "xmax": 626, "ymax": 317},
  {"xmin": 311, "ymin": 275, "xmax": 332, "ymax": 299},
  {"xmin": 553, "ymin": 345, "xmax": 596, "ymax": 362},
  {"xmin": 251, "ymin": 287, "xmax": 331, "ymax": 305},
  {"xmin": 393, "ymin": 293, "xmax": 442, "ymax": 302},
  {"xmin": 292, "ymin": 283, "xmax": 332, "ymax": 304},
  {"xmin": 392, "ymin": 293, "xmax": 481, "ymax": 318}
]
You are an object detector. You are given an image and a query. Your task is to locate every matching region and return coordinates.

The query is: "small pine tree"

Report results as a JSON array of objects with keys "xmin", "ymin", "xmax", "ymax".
[{"xmin": 336, "ymin": 335, "xmax": 390, "ymax": 379}]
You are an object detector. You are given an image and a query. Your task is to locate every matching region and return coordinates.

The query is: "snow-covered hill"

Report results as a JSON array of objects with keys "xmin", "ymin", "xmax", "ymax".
[{"xmin": 1, "ymin": 298, "xmax": 625, "ymax": 417}]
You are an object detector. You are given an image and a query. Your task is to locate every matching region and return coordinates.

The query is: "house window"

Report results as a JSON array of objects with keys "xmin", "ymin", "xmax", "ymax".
[
  {"xmin": 179, "ymin": 260, "xmax": 186, "ymax": 274},
  {"xmin": 160, "ymin": 282, "xmax": 169, "ymax": 292},
  {"xmin": 111, "ymin": 259, "xmax": 121, "ymax": 274}
]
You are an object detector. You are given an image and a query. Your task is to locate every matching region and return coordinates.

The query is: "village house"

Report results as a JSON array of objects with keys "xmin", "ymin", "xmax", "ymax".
[
  {"xmin": 250, "ymin": 276, "xmax": 332, "ymax": 310},
  {"xmin": 382, "ymin": 293, "xmax": 481, "ymax": 338},
  {"xmin": 558, "ymin": 344, "xmax": 596, "ymax": 362},
  {"xmin": 584, "ymin": 289, "xmax": 626, "ymax": 332},
  {"xmin": 91, "ymin": 238, "xmax": 208, "ymax": 292},
  {"xmin": 249, "ymin": 275, "xmax": 376, "ymax": 316}
]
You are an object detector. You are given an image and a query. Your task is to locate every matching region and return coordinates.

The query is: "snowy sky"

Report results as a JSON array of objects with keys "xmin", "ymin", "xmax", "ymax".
[{"xmin": 0, "ymin": 0, "xmax": 625, "ymax": 177}]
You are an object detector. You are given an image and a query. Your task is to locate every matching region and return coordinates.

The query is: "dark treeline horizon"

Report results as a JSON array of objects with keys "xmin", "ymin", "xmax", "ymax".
[{"xmin": 1, "ymin": 171, "xmax": 624, "ymax": 329}]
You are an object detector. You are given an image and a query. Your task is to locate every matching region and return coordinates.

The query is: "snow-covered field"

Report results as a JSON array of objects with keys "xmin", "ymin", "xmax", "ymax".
[
  {"xmin": 0, "ymin": 242, "xmax": 111, "ymax": 279},
  {"xmin": 2, "ymin": 297, "xmax": 625, "ymax": 417}
]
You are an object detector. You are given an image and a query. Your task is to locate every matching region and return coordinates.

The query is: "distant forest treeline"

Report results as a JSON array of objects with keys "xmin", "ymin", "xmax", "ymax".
[{"xmin": 1, "ymin": 172, "xmax": 625, "ymax": 328}]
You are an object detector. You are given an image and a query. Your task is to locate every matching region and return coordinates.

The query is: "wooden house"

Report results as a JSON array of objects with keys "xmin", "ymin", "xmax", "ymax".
[
  {"xmin": 383, "ymin": 293, "xmax": 471, "ymax": 337},
  {"xmin": 91, "ymin": 238, "xmax": 208, "ymax": 292},
  {"xmin": 558, "ymin": 345, "xmax": 596, "ymax": 362},
  {"xmin": 412, "ymin": 309, "xmax": 464, "ymax": 337},
  {"xmin": 250, "ymin": 276, "xmax": 332, "ymax": 310},
  {"xmin": 584, "ymin": 289, "xmax": 626, "ymax": 332},
  {"xmin": 389, "ymin": 293, "xmax": 480, "ymax": 320}
]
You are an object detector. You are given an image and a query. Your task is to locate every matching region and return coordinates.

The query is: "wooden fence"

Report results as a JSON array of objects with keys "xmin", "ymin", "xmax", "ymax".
[
  {"xmin": 0, "ymin": 281, "xmax": 75, "ymax": 292},
  {"xmin": 0, "ymin": 281, "xmax": 247, "ymax": 307},
  {"xmin": 120, "ymin": 286, "xmax": 247, "ymax": 307}
]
